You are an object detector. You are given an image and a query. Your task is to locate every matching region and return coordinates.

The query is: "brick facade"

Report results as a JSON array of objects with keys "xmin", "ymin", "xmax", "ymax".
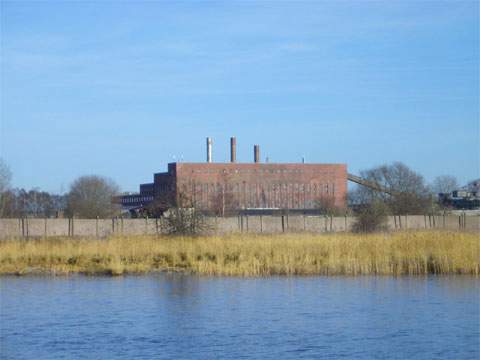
[{"xmin": 132, "ymin": 162, "xmax": 347, "ymax": 212}]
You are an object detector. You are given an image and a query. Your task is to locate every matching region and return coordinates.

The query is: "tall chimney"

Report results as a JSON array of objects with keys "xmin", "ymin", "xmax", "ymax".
[
  {"xmin": 254, "ymin": 145, "xmax": 260, "ymax": 163},
  {"xmin": 230, "ymin": 137, "xmax": 236, "ymax": 163},
  {"xmin": 206, "ymin": 137, "xmax": 212, "ymax": 163}
]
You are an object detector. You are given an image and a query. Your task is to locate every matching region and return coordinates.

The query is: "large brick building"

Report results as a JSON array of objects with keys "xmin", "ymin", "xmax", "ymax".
[{"xmin": 120, "ymin": 138, "xmax": 347, "ymax": 214}]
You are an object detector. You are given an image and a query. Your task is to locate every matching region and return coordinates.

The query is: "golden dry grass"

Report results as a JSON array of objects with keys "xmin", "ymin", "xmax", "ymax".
[{"xmin": 0, "ymin": 231, "xmax": 478, "ymax": 276}]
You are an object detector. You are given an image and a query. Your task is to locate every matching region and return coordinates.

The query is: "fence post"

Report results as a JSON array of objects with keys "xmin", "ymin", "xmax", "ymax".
[
  {"xmin": 44, "ymin": 218, "xmax": 47, "ymax": 238},
  {"xmin": 260, "ymin": 215, "xmax": 263, "ymax": 233},
  {"xmin": 281, "ymin": 215, "xmax": 285, "ymax": 233},
  {"xmin": 96, "ymin": 216, "xmax": 99, "ymax": 238},
  {"xmin": 71, "ymin": 217, "xmax": 74, "ymax": 237}
]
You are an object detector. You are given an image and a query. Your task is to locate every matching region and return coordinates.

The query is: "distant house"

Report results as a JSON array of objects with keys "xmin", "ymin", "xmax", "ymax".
[{"xmin": 438, "ymin": 179, "xmax": 480, "ymax": 210}]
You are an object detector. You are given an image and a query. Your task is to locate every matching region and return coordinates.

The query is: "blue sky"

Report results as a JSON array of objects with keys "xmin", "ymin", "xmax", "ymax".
[{"xmin": 1, "ymin": 0, "xmax": 478, "ymax": 193}]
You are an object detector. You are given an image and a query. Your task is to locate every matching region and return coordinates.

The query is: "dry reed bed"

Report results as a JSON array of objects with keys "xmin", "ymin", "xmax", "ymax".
[{"xmin": 0, "ymin": 231, "xmax": 478, "ymax": 276}]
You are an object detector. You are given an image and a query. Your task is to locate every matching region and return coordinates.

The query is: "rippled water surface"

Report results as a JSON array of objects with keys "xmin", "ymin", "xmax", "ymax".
[{"xmin": 1, "ymin": 275, "xmax": 478, "ymax": 359}]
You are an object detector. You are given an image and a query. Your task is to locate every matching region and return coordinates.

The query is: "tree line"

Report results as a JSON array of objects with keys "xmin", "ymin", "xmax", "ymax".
[
  {"xmin": 0, "ymin": 157, "xmax": 466, "ymax": 227},
  {"xmin": 346, "ymin": 162, "xmax": 460, "ymax": 232},
  {"xmin": 0, "ymin": 159, "xmax": 120, "ymax": 218}
]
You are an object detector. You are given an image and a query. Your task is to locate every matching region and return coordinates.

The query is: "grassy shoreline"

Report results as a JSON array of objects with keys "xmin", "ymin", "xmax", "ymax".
[{"xmin": 0, "ymin": 231, "xmax": 478, "ymax": 276}]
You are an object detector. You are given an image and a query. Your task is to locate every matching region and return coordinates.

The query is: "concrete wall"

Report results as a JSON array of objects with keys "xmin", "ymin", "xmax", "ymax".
[{"xmin": 1, "ymin": 214, "xmax": 478, "ymax": 239}]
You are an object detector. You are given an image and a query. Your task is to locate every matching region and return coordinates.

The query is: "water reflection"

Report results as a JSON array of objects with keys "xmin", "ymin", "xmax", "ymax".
[{"xmin": 1, "ymin": 275, "xmax": 478, "ymax": 360}]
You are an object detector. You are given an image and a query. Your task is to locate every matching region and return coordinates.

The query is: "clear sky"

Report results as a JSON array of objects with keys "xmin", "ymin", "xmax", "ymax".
[{"xmin": 1, "ymin": 0, "xmax": 478, "ymax": 193}]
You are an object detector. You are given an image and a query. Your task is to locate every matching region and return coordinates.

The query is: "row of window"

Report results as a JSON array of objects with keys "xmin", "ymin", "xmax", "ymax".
[
  {"xmin": 156, "ymin": 183, "xmax": 172, "ymax": 192},
  {"xmin": 156, "ymin": 182, "xmax": 338, "ymax": 195},
  {"xmin": 185, "ymin": 182, "xmax": 337, "ymax": 195},
  {"xmin": 122, "ymin": 196, "xmax": 154, "ymax": 204},
  {"xmin": 190, "ymin": 168, "xmax": 337, "ymax": 175}
]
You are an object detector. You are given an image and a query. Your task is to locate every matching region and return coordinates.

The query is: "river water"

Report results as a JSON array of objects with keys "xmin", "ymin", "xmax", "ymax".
[{"xmin": 1, "ymin": 275, "xmax": 478, "ymax": 359}]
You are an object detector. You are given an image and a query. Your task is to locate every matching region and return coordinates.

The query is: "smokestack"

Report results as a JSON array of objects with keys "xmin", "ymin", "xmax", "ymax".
[
  {"xmin": 230, "ymin": 137, "xmax": 236, "ymax": 163},
  {"xmin": 254, "ymin": 145, "xmax": 260, "ymax": 163},
  {"xmin": 206, "ymin": 137, "xmax": 212, "ymax": 163}
]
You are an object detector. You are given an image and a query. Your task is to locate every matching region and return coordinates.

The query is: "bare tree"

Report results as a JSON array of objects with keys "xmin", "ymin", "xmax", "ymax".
[
  {"xmin": 66, "ymin": 175, "xmax": 120, "ymax": 218},
  {"xmin": 350, "ymin": 162, "xmax": 433, "ymax": 215},
  {"xmin": 160, "ymin": 185, "xmax": 213, "ymax": 235},
  {"xmin": 0, "ymin": 158, "xmax": 12, "ymax": 217},
  {"xmin": 352, "ymin": 200, "xmax": 390, "ymax": 233},
  {"xmin": 0, "ymin": 187, "xmax": 66, "ymax": 218},
  {"xmin": 146, "ymin": 190, "xmax": 176, "ymax": 217},
  {"xmin": 314, "ymin": 195, "xmax": 348, "ymax": 216},
  {"xmin": 431, "ymin": 175, "xmax": 459, "ymax": 195},
  {"xmin": 161, "ymin": 207, "xmax": 213, "ymax": 235},
  {"xmin": 0, "ymin": 158, "xmax": 11, "ymax": 193},
  {"xmin": 143, "ymin": 182, "xmax": 212, "ymax": 234}
]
